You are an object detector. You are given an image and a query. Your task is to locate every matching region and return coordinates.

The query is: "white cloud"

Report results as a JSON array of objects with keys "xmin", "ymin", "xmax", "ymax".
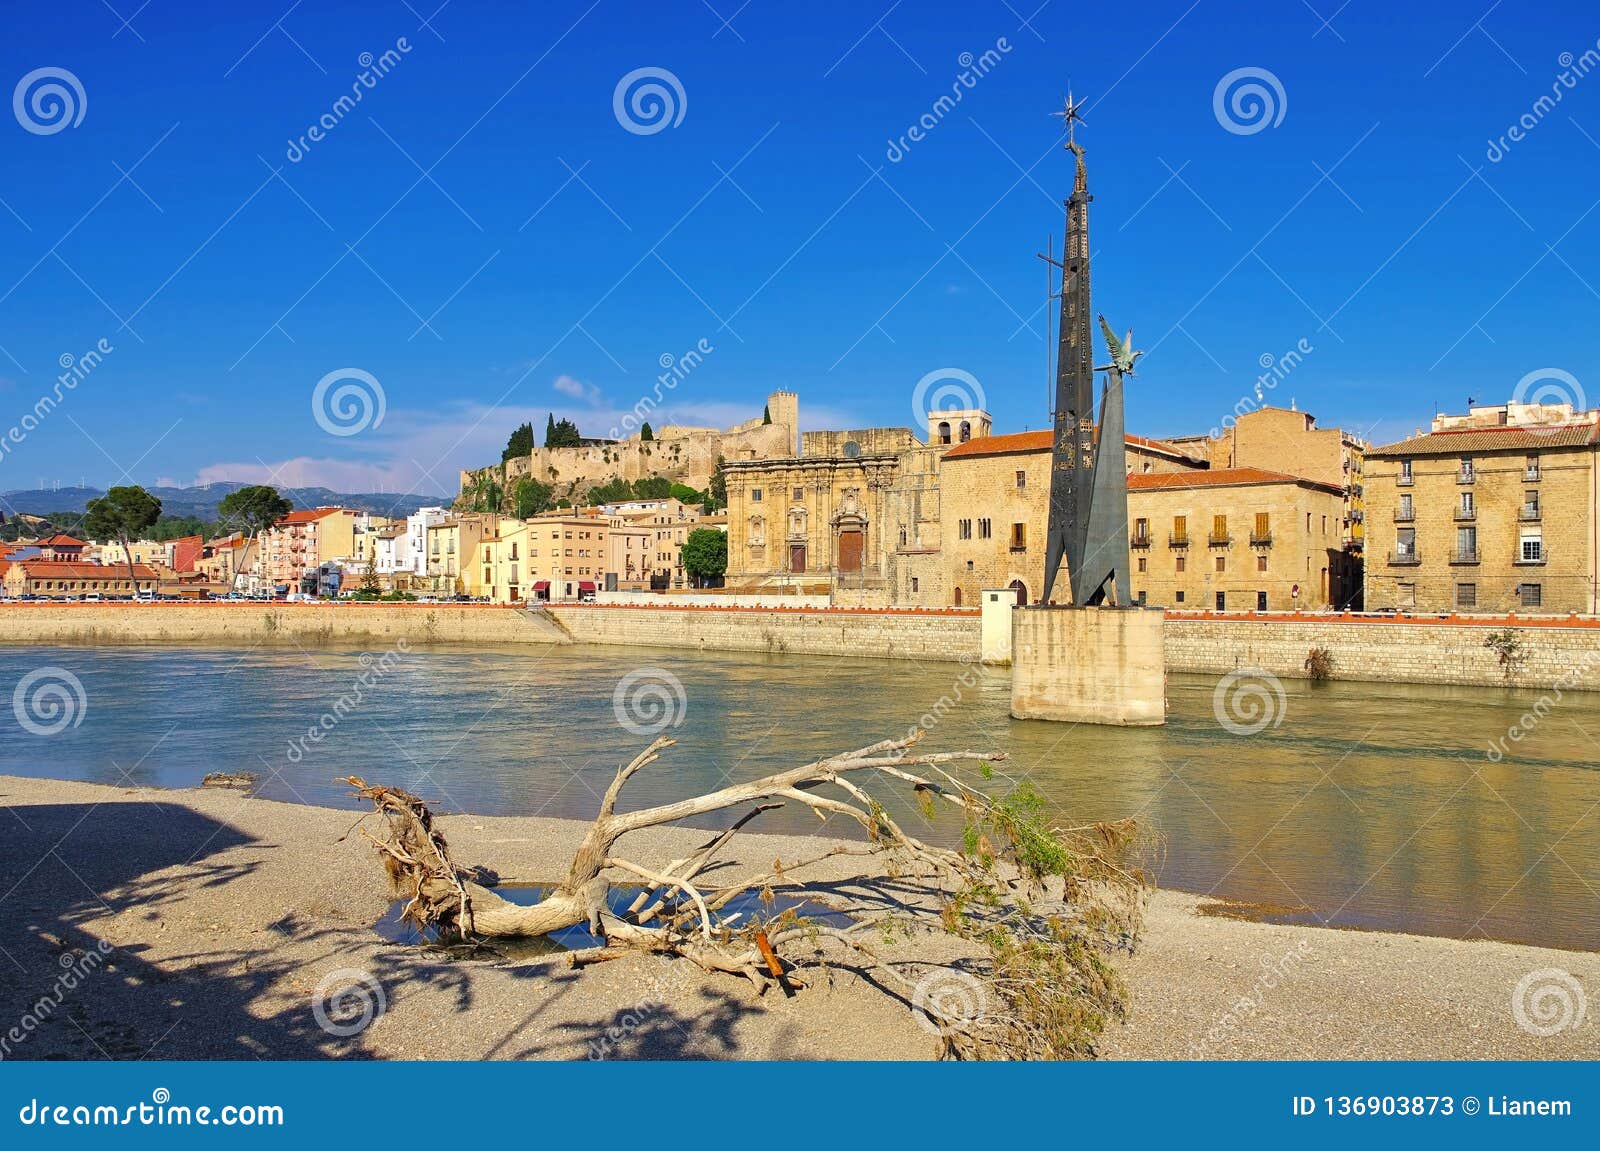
[{"xmin": 552, "ymin": 373, "xmax": 600, "ymax": 402}]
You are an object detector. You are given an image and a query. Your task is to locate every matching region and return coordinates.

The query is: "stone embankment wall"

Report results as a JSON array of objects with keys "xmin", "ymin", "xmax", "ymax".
[
  {"xmin": 3, "ymin": 602, "xmax": 1597, "ymax": 692},
  {"xmin": 0, "ymin": 604, "xmax": 571, "ymax": 647},
  {"xmin": 548, "ymin": 603, "xmax": 980, "ymax": 662},
  {"xmin": 1163, "ymin": 611, "xmax": 1600, "ymax": 692}
]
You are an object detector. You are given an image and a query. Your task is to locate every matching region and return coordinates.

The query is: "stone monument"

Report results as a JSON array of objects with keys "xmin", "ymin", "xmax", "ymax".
[{"xmin": 1011, "ymin": 94, "xmax": 1166, "ymax": 726}]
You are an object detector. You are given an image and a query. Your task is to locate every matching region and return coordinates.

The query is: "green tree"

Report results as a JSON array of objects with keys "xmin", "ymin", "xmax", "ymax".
[
  {"xmin": 585, "ymin": 477, "xmax": 634, "ymax": 506},
  {"xmin": 632, "ymin": 475, "xmax": 671, "ymax": 499},
  {"xmin": 466, "ymin": 473, "xmax": 504, "ymax": 514},
  {"xmin": 545, "ymin": 417, "xmax": 582, "ymax": 448},
  {"xmin": 513, "ymin": 476, "xmax": 553, "ymax": 519},
  {"xmin": 503, "ymin": 421, "xmax": 535, "ymax": 462},
  {"xmin": 762, "ymin": 404, "xmax": 772, "ymax": 425},
  {"xmin": 150, "ymin": 514, "xmax": 210, "ymax": 541},
  {"xmin": 640, "ymin": 422, "xmax": 654, "ymax": 441},
  {"xmin": 217, "ymin": 485, "xmax": 292, "ymax": 590},
  {"xmin": 83, "ymin": 485, "xmax": 163, "ymax": 592},
  {"xmin": 669, "ymin": 482, "xmax": 702, "ymax": 506},
  {"xmin": 680, "ymin": 528, "xmax": 727, "ymax": 587},
  {"xmin": 708, "ymin": 456, "xmax": 728, "ymax": 511}
]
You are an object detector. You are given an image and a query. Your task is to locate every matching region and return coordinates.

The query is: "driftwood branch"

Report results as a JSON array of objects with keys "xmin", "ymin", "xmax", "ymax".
[{"xmin": 343, "ymin": 730, "xmax": 1147, "ymax": 1059}]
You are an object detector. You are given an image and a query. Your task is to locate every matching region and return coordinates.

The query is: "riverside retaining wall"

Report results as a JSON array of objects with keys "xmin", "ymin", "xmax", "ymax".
[
  {"xmin": 552, "ymin": 605, "xmax": 1600, "ymax": 690},
  {"xmin": 3, "ymin": 602, "xmax": 1597, "ymax": 691},
  {"xmin": 0, "ymin": 603, "xmax": 571, "ymax": 646}
]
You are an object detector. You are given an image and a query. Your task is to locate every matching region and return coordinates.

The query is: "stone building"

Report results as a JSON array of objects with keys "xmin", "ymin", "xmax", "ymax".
[
  {"xmin": 723, "ymin": 437, "xmax": 909, "ymax": 594},
  {"xmin": 1365, "ymin": 402, "xmax": 1599, "ymax": 614},
  {"xmin": 932, "ymin": 431, "xmax": 1347, "ymax": 609},
  {"xmin": 463, "ymin": 391, "xmax": 800, "ymax": 505}
]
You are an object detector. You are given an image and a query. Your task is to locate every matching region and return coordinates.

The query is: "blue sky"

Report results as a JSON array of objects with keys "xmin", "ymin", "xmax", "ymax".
[{"xmin": 2, "ymin": 0, "xmax": 1598, "ymax": 498}]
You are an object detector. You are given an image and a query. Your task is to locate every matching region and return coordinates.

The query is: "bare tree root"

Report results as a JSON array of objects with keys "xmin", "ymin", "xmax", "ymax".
[{"xmin": 343, "ymin": 731, "xmax": 1148, "ymax": 1059}]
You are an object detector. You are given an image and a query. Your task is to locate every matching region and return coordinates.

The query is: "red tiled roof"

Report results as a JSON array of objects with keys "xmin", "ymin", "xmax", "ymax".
[
  {"xmin": 942, "ymin": 430, "xmax": 1207, "ymax": 465},
  {"xmin": 1368, "ymin": 423, "xmax": 1600, "ymax": 457},
  {"xmin": 13, "ymin": 561, "xmax": 160, "ymax": 579},
  {"xmin": 37, "ymin": 534, "xmax": 86, "ymax": 546},
  {"xmin": 1128, "ymin": 466, "xmax": 1344, "ymax": 495},
  {"xmin": 277, "ymin": 507, "xmax": 346, "ymax": 525}
]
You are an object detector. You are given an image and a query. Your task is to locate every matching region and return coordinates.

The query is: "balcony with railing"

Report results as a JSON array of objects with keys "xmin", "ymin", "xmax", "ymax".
[
  {"xmin": 1524, "ymin": 465, "xmax": 1541, "ymax": 482},
  {"xmin": 1169, "ymin": 533, "xmax": 1190, "ymax": 548},
  {"xmin": 1450, "ymin": 549, "xmax": 1479, "ymax": 565},
  {"xmin": 1387, "ymin": 550, "xmax": 1422, "ymax": 566},
  {"xmin": 1519, "ymin": 504, "xmax": 1541, "ymax": 522},
  {"xmin": 1130, "ymin": 533, "xmax": 1152, "ymax": 549},
  {"xmin": 1249, "ymin": 532, "xmax": 1273, "ymax": 547},
  {"xmin": 1208, "ymin": 533, "xmax": 1232, "ymax": 547},
  {"xmin": 1453, "ymin": 506, "xmax": 1476, "ymax": 522},
  {"xmin": 1396, "ymin": 473, "xmax": 1414, "ymax": 487},
  {"xmin": 1393, "ymin": 507, "xmax": 1415, "ymax": 523},
  {"xmin": 1456, "ymin": 467, "xmax": 1476, "ymax": 484}
]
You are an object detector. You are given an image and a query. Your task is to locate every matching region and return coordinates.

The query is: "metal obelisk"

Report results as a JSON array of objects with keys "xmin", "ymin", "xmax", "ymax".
[{"xmin": 1041, "ymin": 94, "xmax": 1131, "ymax": 607}]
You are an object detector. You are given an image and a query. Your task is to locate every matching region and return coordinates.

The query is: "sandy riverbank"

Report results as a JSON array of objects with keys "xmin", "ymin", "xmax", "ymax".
[{"xmin": 0, "ymin": 774, "xmax": 1592, "ymax": 1061}]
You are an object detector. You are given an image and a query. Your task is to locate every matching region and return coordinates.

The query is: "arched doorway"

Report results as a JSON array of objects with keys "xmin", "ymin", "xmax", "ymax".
[
  {"xmin": 953, "ymin": 587, "xmax": 963, "ymax": 607},
  {"xmin": 1008, "ymin": 579, "xmax": 1027, "ymax": 605}
]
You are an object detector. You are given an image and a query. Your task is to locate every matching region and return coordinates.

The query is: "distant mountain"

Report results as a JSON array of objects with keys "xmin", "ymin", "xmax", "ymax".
[{"xmin": 0, "ymin": 482, "xmax": 454, "ymax": 522}]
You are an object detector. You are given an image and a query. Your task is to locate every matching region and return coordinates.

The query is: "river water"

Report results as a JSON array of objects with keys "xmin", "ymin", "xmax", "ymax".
[{"xmin": 1, "ymin": 642, "xmax": 1595, "ymax": 951}]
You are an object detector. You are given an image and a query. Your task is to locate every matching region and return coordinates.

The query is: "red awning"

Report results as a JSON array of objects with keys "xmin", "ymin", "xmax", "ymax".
[
  {"xmin": 531, "ymin": 581, "xmax": 550, "ymax": 591},
  {"xmin": 578, "ymin": 581, "xmax": 596, "ymax": 592}
]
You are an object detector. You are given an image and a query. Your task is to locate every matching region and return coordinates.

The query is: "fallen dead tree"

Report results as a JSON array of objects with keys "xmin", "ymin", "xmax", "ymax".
[{"xmin": 344, "ymin": 732, "xmax": 1146, "ymax": 1059}]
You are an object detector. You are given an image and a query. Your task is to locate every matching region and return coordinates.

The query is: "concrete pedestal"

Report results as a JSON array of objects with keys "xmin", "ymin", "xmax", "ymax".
[{"xmin": 1010, "ymin": 606, "xmax": 1166, "ymax": 726}]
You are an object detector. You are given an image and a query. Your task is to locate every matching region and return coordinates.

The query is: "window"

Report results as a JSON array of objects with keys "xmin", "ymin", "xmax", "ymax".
[
  {"xmin": 1137, "ymin": 590, "xmax": 1147, "ymax": 605},
  {"xmin": 979, "ymin": 518, "xmax": 992, "ymax": 539},
  {"xmin": 898, "ymin": 527, "xmax": 908, "ymax": 547},
  {"xmin": 1459, "ymin": 491, "xmax": 1475, "ymax": 518},
  {"xmin": 910, "ymin": 576, "xmax": 919, "ymax": 593},
  {"xmin": 1133, "ymin": 517, "xmax": 1150, "ymax": 543},
  {"xmin": 1396, "ymin": 527, "xmax": 1416, "ymax": 557},
  {"xmin": 1398, "ymin": 493, "xmax": 1414, "ymax": 519},
  {"xmin": 1215, "ymin": 555, "xmax": 1226, "ymax": 573},
  {"xmin": 1520, "ymin": 533, "xmax": 1544, "ymax": 562},
  {"xmin": 1172, "ymin": 515, "xmax": 1188, "ymax": 545},
  {"xmin": 1456, "ymin": 583, "xmax": 1477, "ymax": 608},
  {"xmin": 1010, "ymin": 523, "xmax": 1026, "ymax": 550},
  {"xmin": 959, "ymin": 518, "xmax": 972, "ymax": 540},
  {"xmin": 793, "ymin": 487, "xmax": 804, "ymax": 501},
  {"xmin": 1399, "ymin": 459, "xmax": 1414, "ymax": 484},
  {"xmin": 1015, "ymin": 470, "xmax": 1026, "ymax": 490},
  {"xmin": 1212, "ymin": 514, "xmax": 1228, "ymax": 543},
  {"xmin": 1216, "ymin": 591, "xmax": 1226, "ymax": 610},
  {"xmin": 1521, "ymin": 583, "xmax": 1542, "ymax": 608},
  {"xmin": 1253, "ymin": 512, "xmax": 1270, "ymax": 541},
  {"xmin": 1257, "ymin": 555, "xmax": 1268, "ymax": 573},
  {"xmin": 1456, "ymin": 526, "xmax": 1477, "ymax": 561},
  {"xmin": 1458, "ymin": 457, "xmax": 1475, "ymax": 482},
  {"xmin": 1525, "ymin": 455, "xmax": 1540, "ymax": 481},
  {"xmin": 1522, "ymin": 491, "xmax": 1541, "ymax": 520},
  {"xmin": 1257, "ymin": 591, "xmax": 1268, "ymax": 611},
  {"xmin": 751, "ymin": 489, "xmax": 763, "ymax": 502},
  {"xmin": 1175, "ymin": 590, "xmax": 1185, "ymax": 603},
  {"xmin": 1137, "ymin": 557, "xmax": 1147, "ymax": 573},
  {"xmin": 1176, "ymin": 555, "xmax": 1186, "ymax": 573}
]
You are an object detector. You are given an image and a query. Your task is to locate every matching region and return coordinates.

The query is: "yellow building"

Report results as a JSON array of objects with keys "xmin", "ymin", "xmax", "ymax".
[
  {"xmin": 425, "ymin": 513, "xmax": 500, "ymax": 595},
  {"xmin": 522, "ymin": 513, "xmax": 609, "ymax": 600},
  {"xmin": 1365, "ymin": 403, "xmax": 1599, "ymax": 614},
  {"xmin": 476, "ymin": 522, "xmax": 533, "ymax": 604}
]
